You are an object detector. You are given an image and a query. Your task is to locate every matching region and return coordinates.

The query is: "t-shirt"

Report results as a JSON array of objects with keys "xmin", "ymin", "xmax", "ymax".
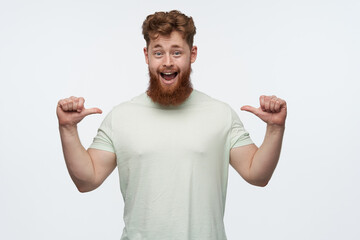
[{"xmin": 89, "ymin": 89, "xmax": 253, "ymax": 240}]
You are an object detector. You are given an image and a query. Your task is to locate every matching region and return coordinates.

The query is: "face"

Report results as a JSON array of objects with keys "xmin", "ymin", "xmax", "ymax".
[{"xmin": 144, "ymin": 31, "xmax": 197, "ymax": 106}]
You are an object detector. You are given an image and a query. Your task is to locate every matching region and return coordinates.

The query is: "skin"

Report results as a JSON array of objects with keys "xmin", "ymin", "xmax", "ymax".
[
  {"xmin": 144, "ymin": 31, "xmax": 197, "ymax": 94},
  {"xmin": 57, "ymin": 31, "xmax": 287, "ymax": 192},
  {"xmin": 145, "ymin": 31, "xmax": 196, "ymax": 106},
  {"xmin": 231, "ymin": 96, "xmax": 287, "ymax": 186},
  {"xmin": 57, "ymin": 97, "xmax": 116, "ymax": 192}
]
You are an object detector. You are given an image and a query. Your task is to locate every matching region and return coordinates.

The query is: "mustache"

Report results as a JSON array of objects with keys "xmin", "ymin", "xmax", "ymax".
[{"xmin": 157, "ymin": 67, "xmax": 179, "ymax": 72}]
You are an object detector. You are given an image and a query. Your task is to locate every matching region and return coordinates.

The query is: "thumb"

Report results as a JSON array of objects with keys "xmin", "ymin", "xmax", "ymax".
[
  {"xmin": 81, "ymin": 107, "xmax": 103, "ymax": 117},
  {"xmin": 241, "ymin": 105, "xmax": 260, "ymax": 115}
]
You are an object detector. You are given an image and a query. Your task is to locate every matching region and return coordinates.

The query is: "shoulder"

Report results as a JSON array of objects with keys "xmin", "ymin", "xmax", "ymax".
[
  {"xmin": 101, "ymin": 92, "xmax": 152, "ymax": 122},
  {"xmin": 109, "ymin": 92, "xmax": 147, "ymax": 111},
  {"xmin": 193, "ymin": 89, "xmax": 233, "ymax": 113}
]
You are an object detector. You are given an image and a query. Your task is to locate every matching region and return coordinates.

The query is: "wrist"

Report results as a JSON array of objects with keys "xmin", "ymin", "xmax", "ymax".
[
  {"xmin": 266, "ymin": 123, "xmax": 285, "ymax": 134},
  {"xmin": 59, "ymin": 123, "xmax": 78, "ymax": 135}
]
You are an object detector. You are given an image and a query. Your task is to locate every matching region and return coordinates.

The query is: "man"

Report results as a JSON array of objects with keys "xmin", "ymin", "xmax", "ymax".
[{"xmin": 57, "ymin": 10, "xmax": 286, "ymax": 240}]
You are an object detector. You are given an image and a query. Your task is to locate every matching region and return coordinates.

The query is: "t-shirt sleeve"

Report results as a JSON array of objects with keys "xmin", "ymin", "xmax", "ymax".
[
  {"xmin": 89, "ymin": 110, "xmax": 116, "ymax": 153},
  {"xmin": 229, "ymin": 107, "xmax": 253, "ymax": 149}
]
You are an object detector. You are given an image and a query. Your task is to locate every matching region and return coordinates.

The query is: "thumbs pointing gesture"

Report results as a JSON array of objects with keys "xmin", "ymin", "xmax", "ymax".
[
  {"xmin": 241, "ymin": 95, "xmax": 287, "ymax": 126},
  {"xmin": 57, "ymin": 96, "xmax": 102, "ymax": 127}
]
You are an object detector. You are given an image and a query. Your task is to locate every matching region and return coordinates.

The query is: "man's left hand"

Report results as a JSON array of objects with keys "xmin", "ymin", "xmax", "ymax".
[{"xmin": 241, "ymin": 95, "xmax": 287, "ymax": 126}]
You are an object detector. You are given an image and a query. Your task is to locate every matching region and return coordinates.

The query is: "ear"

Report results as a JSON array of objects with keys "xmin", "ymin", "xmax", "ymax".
[
  {"xmin": 190, "ymin": 46, "xmax": 197, "ymax": 63},
  {"xmin": 144, "ymin": 47, "xmax": 149, "ymax": 64}
]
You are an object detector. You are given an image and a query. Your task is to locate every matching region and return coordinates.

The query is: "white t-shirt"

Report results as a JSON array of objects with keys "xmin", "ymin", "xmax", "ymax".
[{"xmin": 90, "ymin": 89, "xmax": 253, "ymax": 240}]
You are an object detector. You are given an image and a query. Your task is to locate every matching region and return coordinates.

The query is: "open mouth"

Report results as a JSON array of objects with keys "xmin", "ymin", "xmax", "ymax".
[{"xmin": 160, "ymin": 72, "xmax": 178, "ymax": 81}]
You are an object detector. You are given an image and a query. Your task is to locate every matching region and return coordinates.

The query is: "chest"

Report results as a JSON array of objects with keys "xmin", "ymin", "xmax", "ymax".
[{"xmin": 112, "ymin": 107, "xmax": 229, "ymax": 159}]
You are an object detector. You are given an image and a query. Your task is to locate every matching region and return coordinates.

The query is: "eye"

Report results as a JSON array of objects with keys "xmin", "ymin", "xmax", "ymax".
[
  {"xmin": 154, "ymin": 51, "xmax": 162, "ymax": 57},
  {"xmin": 173, "ymin": 51, "xmax": 181, "ymax": 56}
]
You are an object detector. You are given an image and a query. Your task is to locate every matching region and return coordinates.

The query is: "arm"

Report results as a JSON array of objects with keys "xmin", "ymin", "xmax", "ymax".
[
  {"xmin": 57, "ymin": 97, "xmax": 116, "ymax": 192},
  {"xmin": 230, "ymin": 95, "xmax": 287, "ymax": 187}
]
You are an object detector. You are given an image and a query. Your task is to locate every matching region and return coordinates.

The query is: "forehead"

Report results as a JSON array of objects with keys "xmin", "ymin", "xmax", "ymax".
[{"xmin": 148, "ymin": 31, "xmax": 189, "ymax": 49}]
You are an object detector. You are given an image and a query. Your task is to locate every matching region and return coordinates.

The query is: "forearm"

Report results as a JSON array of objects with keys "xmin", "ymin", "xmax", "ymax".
[
  {"xmin": 249, "ymin": 124, "xmax": 284, "ymax": 186},
  {"xmin": 59, "ymin": 125, "xmax": 96, "ymax": 191}
]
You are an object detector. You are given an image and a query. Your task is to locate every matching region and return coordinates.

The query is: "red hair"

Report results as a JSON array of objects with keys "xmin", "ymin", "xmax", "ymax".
[{"xmin": 142, "ymin": 10, "xmax": 196, "ymax": 48}]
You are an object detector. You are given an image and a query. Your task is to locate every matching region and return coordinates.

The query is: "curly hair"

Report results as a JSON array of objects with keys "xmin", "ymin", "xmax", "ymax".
[{"xmin": 142, "ymin": 10, "xmax": 196, "ymax": 48}]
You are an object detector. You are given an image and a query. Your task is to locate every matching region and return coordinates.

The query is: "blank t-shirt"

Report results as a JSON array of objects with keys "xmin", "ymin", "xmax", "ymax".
[{"xmin": 89, "ymin": 89, "xmax": 253, "ymax": 240}]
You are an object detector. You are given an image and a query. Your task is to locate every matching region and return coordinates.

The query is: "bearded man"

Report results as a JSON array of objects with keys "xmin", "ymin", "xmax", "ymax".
[{"xmin": 57, "ymin": 10, "xmax": 287, "ymax": 240}]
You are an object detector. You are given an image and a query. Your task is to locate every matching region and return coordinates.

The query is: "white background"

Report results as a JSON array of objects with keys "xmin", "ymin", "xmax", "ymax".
[{"xmin": 1, "ymin": 0, "xmax": 359, "ymax": 239}]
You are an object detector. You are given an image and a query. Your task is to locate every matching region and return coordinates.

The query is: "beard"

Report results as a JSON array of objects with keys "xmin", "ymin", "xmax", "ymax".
[{"xmin": 146, "ymin": 66, "xmax": 193, "ymax": 106}]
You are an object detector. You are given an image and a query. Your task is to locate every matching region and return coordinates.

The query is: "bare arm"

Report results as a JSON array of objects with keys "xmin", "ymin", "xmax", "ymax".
[
  {"xmin": 230, "ymin": 95, "xmax": 287, "ymax": 187},
  {"xmin": 57, "ymin": 97, "xmax": 116, "ymax": 192}
]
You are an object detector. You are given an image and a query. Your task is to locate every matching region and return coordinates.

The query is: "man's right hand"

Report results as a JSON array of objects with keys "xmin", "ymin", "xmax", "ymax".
[
  {"xmin": 57, "ymin": 97, "xmax": 115, "ymax": 192},
  {"xmin": 57, "ymin": 96, "xmax": 102, "ymax": 127}
]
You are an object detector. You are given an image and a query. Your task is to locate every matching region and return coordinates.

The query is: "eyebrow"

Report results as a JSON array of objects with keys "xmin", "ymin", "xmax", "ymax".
[{"xmin": 152, "ymin": 44, "xmax": 183, "ymax": 49}]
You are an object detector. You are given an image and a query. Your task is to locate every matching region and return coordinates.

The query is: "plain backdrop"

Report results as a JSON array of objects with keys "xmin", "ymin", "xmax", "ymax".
[{"xmin": 1, "ymin": 0, "xmax": 359, "ymax": 239}]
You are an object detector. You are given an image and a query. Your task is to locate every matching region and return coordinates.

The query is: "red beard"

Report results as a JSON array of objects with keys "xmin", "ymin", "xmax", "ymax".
[{"xmin": 146, "ymin": 67, "xmax": 193, "ymax": 106}]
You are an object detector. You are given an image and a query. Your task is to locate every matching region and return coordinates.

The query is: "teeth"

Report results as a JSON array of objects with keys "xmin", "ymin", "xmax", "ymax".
[{"xmin": 163, "ymin": 72, "xmax": 174, "ymax": 75}]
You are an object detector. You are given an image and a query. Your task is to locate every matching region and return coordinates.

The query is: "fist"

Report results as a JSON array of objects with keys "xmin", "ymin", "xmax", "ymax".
[
  {"xmin": 57, "ymin": 96, "xmax": 102, "ymax": 127},
  {"xmin": 241, "ymin": 95, "xmax": 287, "ymax": 126}
]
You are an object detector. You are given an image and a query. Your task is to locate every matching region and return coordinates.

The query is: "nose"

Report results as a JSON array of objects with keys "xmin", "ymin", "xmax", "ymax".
[{"xmin": 162, "ymin": 53, "xmax": 173, "ymax": 67}]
